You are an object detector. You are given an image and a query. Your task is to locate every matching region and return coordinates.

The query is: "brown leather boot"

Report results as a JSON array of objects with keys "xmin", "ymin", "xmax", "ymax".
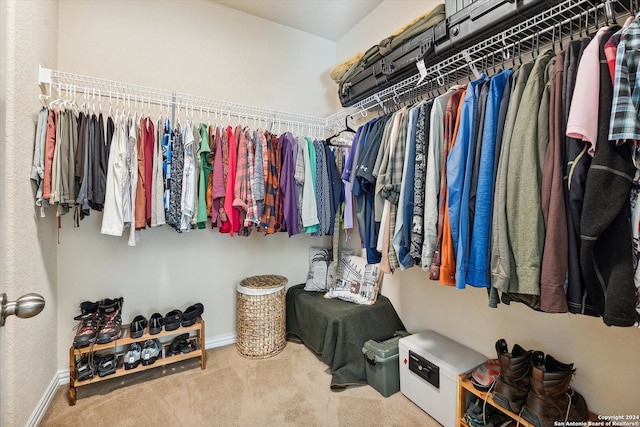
[
  {"xmin": 492, "ymin": 339, "xmax": 543, "ymax": 413},
  {"xmin": 521, "ymin": 355, "xmax": 589, "ymax": 427}
]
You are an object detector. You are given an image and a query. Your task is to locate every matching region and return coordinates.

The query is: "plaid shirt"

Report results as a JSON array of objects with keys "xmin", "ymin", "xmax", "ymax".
[
  {"xmin": 261, "ymin": 133, "xmax": 280, "ymax": 234},
  {"xmin": 609, "ymin": 18, "xmax": 640, "ymax": 143},
  {"xmin": 244, "ymin": 129, "xmax": 258, "ymax": 228},
  {"xmin": 382, "ymin": 108, "xmax": 408, "ymax": 205},
  {"xmin": 387, "ymin": 110, "xmax": 410, "ymax": 271}
]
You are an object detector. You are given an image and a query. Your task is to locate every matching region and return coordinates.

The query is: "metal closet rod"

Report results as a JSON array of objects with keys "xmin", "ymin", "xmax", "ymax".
[
  {"xmin": 38, "ymin": 65, "xmax": 333, "ymax": 133},
  {"xmin": 327, "ymin": 0, "xmax": 631, "ymax": 123}
]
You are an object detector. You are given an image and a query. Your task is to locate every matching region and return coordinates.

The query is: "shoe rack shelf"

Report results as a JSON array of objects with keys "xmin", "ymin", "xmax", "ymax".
[
  {"xmin": 456, "ymin": 373, "xmax": 536, "ymax": 427},
  {"xmin": 68, "ymin": 317, "xmax": 206, "ymax": 405},
  {"xmin": 456, "ymin": 374, "xmax": 599, "ymax": 427}
]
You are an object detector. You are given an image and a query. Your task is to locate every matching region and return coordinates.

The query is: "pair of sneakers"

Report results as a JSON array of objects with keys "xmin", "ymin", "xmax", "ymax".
[
  {"xmin": 75, "ymin": 352, "xmax": 118, "ymax": 380},
  {"xmin": 123, "ymin": 339, "xmax": 162, "ymax": 369}
]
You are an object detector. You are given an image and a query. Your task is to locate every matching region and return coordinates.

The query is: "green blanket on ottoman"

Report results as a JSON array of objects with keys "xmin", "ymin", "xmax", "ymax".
[{"xmin": 286, "ymin": 284, "xmax": 406, "ymax": 389}]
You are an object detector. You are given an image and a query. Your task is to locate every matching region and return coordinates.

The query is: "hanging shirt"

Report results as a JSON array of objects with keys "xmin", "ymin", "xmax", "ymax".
[
  {"xmin": 491, "ymin": 62, "xmax": 534, "ymax": 292},
  {"xmin": 301, "ymin": 136, "xmax": 319, "ymax": 233},
  {"xmin": 44, "ymin": 109, "xmax": 57, "ymax": 202},
  {"xmin": 76, "ymin": 112, "xmax": 92, "ymax": 220},
  {"xmin": 279, "ymin": 132, "xmax": 300, "ymax": 236},
  {"xmin": 422, "ymin": 87, "xmax": 457, "ymax": 270},
  {"xmin": 447, "ymin": 75, "xmax": 485, "ymax": 288},
  {"xmin": 439, "ymin": 89, "xmax": 466, "ymax": 286},
  {"xmin": 166, "ymin": 123, "xmax": 183, "ymax": 232},
  {"xmin": 180, "ymin": 120, "xmax": 196, "ymax": 232},
  {"xmin": 567, "ymin": 27, "xmax": 611, "ymax": 156},
  {"xmin": 314, "ymin": 139, "xmax": 331, "ymax": 234},
  {"xmin": 197, "ymin": 123, "xmax": 211, "ymax": 227},
  {"xmin": 394, "ymin": 103, "xmax": 422, "ymax": 270},
  {"xmin": 102, "ymin": 115, "xmax": 128, "ymax": 236},
  {"xmin": 31, "ymin": 107, "xmax": 48, "ymax": 217},
  {"xmin": 410, "ymin": 101, "xmax": 432, "ymax": 260},
  {"xmin": 143, "ymin": 117, "xmax": 155, "ymax": 226},
  {"xmin": 222, "ymin": 126, "xmax": 240, "ymax": 235},
  {"xmin": 162, "ymin": 118, "xmax": 172, "ymax": 220},
  {"xmin": 135, "ymin": 116, "xmax": 147, "ymax": 229},
  {"xmin": 505, "ymin": 49, "xmax": 555, "ymax": 298},
  {"xmin": 150, "ymin": 117, "xmax": 165, "ymax": 227},
  {"xmin": 126, "ymin": 115, "xmax": 140, "ymax": 245},
  {"xmin": 250, "ymin": 130, "xmax": 266, "ymax": 227},
  {"xmin": 233, "ymin": 127, "xmax": 251, "ymax": 234},
  {"xmin": 466, "ymin": 69, "xmax": 511, "ymax": 288}
]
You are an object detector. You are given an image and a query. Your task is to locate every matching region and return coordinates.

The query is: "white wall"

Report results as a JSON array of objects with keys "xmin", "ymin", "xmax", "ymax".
[
  {"xmin": 54, "ymin": 0, "xmax": 339, "ymax": 370},
  {"xmin": 2, "ymin": 1, "xmax": 59, "ymax": 426},
  {"xmin": 339, "ymin": 0, "xmax": 640, "ymax": 416}
]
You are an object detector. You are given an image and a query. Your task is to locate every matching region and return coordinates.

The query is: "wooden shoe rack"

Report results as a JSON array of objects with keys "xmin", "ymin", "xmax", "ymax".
[
  {"xmin": 457, "ymin": 373, "xmax": 536, "ymax": 427},
  {"xmin": 68, "ymin": 317, "xmax": 206, "ymax": 405},
  {"xmin": 456, "ymin": 373, "xmax": 598, "ymax": 427}
]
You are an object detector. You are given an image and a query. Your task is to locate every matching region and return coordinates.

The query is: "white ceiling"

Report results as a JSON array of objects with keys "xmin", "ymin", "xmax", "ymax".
[{"xmin": 211, "ymin": 0, "xmax": 383, "ymax": 42}]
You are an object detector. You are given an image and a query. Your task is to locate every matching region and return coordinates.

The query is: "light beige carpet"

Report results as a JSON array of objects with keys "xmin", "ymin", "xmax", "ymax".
[{"xmin": 40, "ymin": 341, "xmax": 439, "ymax": 427}]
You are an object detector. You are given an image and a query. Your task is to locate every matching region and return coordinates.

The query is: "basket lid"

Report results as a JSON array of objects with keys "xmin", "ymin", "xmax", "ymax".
[{"xmin": 239, "ymin": 275, "xmax": 288, "ymax": 290}]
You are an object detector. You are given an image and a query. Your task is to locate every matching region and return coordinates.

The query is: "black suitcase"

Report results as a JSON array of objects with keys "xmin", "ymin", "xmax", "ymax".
[
  {"xmin": 339, "ymin": 26, "xmax": 439, "ymax": 107},
  {"xmin": 338, "ymin": 4, "xmax": 446, "ymax": 108},
  {"xmin": 338, "ymin": 0, "xmax": 564, "ymax": 108},
  {"xmin": 432, "ymin": 0, "xmax": 564, "ymax": 58}
]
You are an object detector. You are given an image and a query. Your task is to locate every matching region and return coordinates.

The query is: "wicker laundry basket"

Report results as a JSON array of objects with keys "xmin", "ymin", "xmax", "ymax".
[{"xmin": 236, "ymin": 275, "xmax": 288, "ymax": 359}]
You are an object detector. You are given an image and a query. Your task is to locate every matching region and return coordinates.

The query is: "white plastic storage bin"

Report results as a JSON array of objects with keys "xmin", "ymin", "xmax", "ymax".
[{"xmin": 398, "ymin": 330, "xmax": 487, "ymax": 427}]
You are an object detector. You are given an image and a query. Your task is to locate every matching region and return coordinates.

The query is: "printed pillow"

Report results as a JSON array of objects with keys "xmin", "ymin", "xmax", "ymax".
[
  {"xmin": 324, "ymin": 255, "xmax": 382, "ymax": 305},
  {"xmin": 305, "ymin": 247, "xmax": 354, "ymax": 292},
  {"xmin": 304, "ymin": 247, "xmax": 335, "ymax": 292}
]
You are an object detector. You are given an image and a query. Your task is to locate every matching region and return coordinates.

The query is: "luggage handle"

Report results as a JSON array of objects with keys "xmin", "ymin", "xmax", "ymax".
[{"xmin": 470, "ymin": 0, "xmax": 516, "ymax": 21}]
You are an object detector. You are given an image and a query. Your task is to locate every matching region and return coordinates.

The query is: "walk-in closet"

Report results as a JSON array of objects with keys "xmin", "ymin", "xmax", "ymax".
[{"xmin": 2, "ymin": 1, "xmax": 638, "ymax": 426}]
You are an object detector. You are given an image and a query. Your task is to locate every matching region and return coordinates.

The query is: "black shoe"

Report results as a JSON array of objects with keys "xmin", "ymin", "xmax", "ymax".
[
  {"xmin": 167, "ymin": 333, "xmax": 190, "ymax": 355},
  {"xmin": 129, "ymin": 315, "xmax": 148, "ymax": 339},
  {"xmin": 96, "ymin": 297, "xmax": 123, "ymax": 344},
  {"xmin": 123, "ymin": 342, "xmax": 142, "ymax": 370},
  {"xmin": 141, "ymin": 339, "xmax": 161, "ymax": 366},
  {"xmin": 149, "ymin": 312, "xmax": 164, "ymax": 335},
  {"xmin": 164, "ymin": 309, "xmax": 183, "ymax": 331},
  {"xmin": 75, "ymin": 354, "xmax": 96, "ymax": 381},
  {"xmin": 97, "ymin": 354, "xmax": 117, "ymax": 377},
  {"xmin": 181, "ymin": 303, "xmax": 204, "ymax": 327}
]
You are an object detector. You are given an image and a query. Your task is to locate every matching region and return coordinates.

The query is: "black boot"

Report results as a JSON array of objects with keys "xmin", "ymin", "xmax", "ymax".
[
  {"xmin": 521, "ymin": 355, "xmax": 589, "ymax": 427},
  {"xmin": 492, "ymin": 339, "xmax": 544, "ymax": 413}
]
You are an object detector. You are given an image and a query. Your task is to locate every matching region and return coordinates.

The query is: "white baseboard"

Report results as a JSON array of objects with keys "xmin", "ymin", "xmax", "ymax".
[
  {"xmin": 28, "ymin": 332, "xmax": 237, "ymax": 426},
  {"xmin": 25, "ymin": 370, "xmax": 61, "ymax": 427},
  {"xmin": 205, "ymin": 332, "xmax": 237, "ymax": 349}
]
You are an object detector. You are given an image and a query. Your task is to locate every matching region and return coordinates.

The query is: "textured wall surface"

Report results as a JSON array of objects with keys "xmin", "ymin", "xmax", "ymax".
[{"xmin": 2, "ymin": 1, "xmax": 59, "ymax": 425}]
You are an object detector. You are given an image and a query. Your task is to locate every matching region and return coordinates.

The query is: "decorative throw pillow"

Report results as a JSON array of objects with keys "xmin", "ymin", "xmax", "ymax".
[
  {"xmin": 305, "ymin": 247, "xmax": 354, "ymax": 292},
  {"xmin": 304, "ymin": 247, "xmax": 335, "ymax": 292},
  {"xmin": 324, "ymin": 255, "xmax": 382, "ymax": 305}
]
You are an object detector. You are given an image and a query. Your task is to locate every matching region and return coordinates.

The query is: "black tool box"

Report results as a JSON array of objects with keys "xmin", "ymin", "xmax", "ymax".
[{"xmin": 338, "ymin": 0, "xmax": 563, "ymax": 108}]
